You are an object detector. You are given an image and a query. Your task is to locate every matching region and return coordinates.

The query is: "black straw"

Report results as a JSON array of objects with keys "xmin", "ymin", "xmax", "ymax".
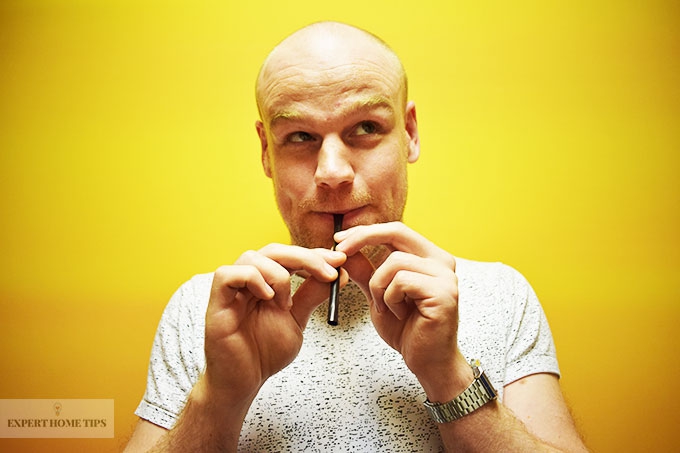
[{"xmin": 327, "ymin": 214, "xmax": 343, "ymax": 325}]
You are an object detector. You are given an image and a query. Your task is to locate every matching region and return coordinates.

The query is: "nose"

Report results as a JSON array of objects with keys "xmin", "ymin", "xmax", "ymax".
[{"xmin": 314, "ymin": 135, "xmax": 355, "ymax": 189}]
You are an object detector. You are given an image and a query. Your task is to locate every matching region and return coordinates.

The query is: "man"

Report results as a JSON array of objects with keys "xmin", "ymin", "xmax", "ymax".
[{"xmin": 125, "ymin": 22, "xmax": 588, "ymax": 452}]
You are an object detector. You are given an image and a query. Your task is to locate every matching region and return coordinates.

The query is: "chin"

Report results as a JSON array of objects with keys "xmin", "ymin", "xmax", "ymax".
[
  {"xmin": 288, "ymin": 227, "xmax": 333, "ymax": 249},
  {"xmin": 291, "ymin": 237, "xmax": 334, "ymax": 249}
]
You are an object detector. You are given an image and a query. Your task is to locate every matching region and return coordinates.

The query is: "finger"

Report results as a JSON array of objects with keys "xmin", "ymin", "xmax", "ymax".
[
  {"xmin": 382, "ymin": 271, "xmax": 438, "ymax": 320},
  {"xmin": 211, "ymin": 264, "xmax": 275, "ymax": 306},
  {"xmin": 370, "ymin": 251, "xmax": 451, "ymax": 294},
  {"xmin": 290, "ymin": 269, "xmax": 350, "ymax": 330},
  {"xmin": 256, "ymin": 244, "xmax": 345, "ymax": 282},
  {"xmin": 342, "ymin": 252, "xmax": 388, "ymax": 313},
  {"xmin": 369, "ymin": 252, "xmax": 457, "ymax": 316},
  {"xmin": 381, "ymin": 269, "xmax": 459, "ymax": 322},
  {"xmin": 233, "ymin": 251, "xmax": 294, "ymax": 309},
  {"xmin": 335, "ymin": 222, "xmax": 455, "ymax": 267},
  {"xmin": 208, "ymin": 265, "xmax": 276, "ymax": 336}
]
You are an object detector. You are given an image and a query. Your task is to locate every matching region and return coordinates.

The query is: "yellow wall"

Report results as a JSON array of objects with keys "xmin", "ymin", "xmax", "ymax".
[{"xmin": 1, "ymin": 1, "xmax": 677, "ymax": 451}]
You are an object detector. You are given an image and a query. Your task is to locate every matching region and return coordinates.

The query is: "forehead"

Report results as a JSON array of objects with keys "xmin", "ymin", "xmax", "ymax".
[
  {"xmin": 258, "ymin": 39, "xmax": 404, "ymax": 124},
  {"xmin": 266, "ymin": 67, "xmax": 400, "ymax": 122}
]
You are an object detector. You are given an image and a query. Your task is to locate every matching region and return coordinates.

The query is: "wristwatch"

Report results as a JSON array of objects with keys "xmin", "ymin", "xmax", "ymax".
[{"xmin": 423, "ymin": 359, "xmax": 498, "ymax": 423}]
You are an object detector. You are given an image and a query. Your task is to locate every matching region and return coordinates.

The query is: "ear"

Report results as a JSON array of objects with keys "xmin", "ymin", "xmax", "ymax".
[
  {"xmin": 404, "ymin": 101, "xmax": 420, "ymax": 163},
  {"xmin": 256, "ymin": 120, "xmax": 272, "ymax": 178}
]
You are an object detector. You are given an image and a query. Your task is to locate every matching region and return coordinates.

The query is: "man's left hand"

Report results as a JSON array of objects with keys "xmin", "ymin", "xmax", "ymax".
[{"xmin": 334, "ymin": 221, "xmax": 471, "ymax": 399}]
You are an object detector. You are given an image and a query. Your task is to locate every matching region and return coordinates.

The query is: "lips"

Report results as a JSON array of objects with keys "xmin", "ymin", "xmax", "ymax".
[{"xmin": 324, "ymin": 206, "xmax": 365, "ymax": 224}]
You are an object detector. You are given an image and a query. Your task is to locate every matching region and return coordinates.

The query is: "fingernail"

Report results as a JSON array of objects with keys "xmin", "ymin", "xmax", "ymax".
[{"xmin": 326, "ymin": 251, "xmax": 346, "ymax": 263}]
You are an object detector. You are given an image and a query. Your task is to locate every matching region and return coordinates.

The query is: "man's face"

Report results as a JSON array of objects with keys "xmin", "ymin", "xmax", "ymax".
[{"xmin": 256, "ymin": 36, "xmax": 419, "ymax": 249}]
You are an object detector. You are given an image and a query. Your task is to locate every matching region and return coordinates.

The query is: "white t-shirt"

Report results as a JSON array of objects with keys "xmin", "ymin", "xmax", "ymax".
[{"xmin": 135, "ymin": 257, "xmax": 560, "ymax": 451}]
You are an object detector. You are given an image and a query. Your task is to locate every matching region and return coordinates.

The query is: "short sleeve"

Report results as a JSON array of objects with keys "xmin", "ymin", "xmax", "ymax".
[
  {"xmin": 134, "ymin": 273, "xmax": 212, "ymax": 429},
  {"xmin": 502, "ymin": 266, "xmax": 560, "ymax": 386}
]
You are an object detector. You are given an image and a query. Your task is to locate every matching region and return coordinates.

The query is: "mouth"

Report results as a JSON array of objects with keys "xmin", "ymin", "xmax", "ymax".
[{"xmin": 321, "ymin": 206, "xmax": 365, "ymax": 228}]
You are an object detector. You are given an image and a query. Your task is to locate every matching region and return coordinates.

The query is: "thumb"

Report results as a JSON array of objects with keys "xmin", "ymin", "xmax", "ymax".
[
  {"xmin": 290, "ymin": 271, "xmax": 349, "ymax": 330},
  {"xmin": 342, "ymin": 253, "xmax": 385, "ymax": 312}
]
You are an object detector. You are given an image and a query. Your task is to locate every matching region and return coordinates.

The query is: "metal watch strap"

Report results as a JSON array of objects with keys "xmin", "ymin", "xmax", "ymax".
[{"xmin": 423, "ymin": 359, "xmax": 498, "ymax": 423}]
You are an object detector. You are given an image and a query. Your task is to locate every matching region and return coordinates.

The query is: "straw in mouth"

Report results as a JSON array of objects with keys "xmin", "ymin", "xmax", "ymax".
[{"xmin": 327, "ymin": 213, "xmax": 343, "ymax": 326}]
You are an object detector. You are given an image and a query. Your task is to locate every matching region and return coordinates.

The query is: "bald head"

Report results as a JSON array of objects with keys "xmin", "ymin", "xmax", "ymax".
[
  {"xmin": 252, "ymin": 22, "xmax": 420, "ymax": 248},
  {"xmin": 255, "ymin": 22, "xmax": 408, "ymax": 122}
]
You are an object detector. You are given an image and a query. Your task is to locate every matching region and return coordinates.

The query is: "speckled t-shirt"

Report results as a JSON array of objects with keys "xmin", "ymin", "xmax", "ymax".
[{"xmin": 135, "ymin": 257, "xmax": 560, "ymax": 451}]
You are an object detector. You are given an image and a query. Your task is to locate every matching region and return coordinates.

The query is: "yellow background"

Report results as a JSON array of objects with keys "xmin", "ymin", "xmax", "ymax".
[{"xmin": 1, "ymin": 1, "xmax": 678, "ymax": 452}]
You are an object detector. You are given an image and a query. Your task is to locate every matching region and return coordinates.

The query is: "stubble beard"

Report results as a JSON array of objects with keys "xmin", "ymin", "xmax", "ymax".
[{"xmin": 287, "ymin": 191, "xmax": 407, "ymax": 255}]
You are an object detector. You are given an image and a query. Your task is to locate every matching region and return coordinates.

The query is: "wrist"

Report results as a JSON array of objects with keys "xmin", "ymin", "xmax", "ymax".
[
  {"xmin": 165, "ymin": 375, "xmax": 253, "ymax": 452},
  {"xmin": 417, "ymin": 351, "xmax": 473, "ymax": 403},
  {"xmin": 194, "ymin": 373, "xmax": 256, "ymax": 422},
  {"xmin": 422, "ymin": 359, "xmax": 498, "ymax": 424}
]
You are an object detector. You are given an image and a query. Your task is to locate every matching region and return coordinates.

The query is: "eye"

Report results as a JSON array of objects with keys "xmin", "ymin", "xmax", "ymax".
[
  {"xmin": 288, "ymin": 131, "xmax": 314, "ymax": 143},
  {"xmin": 355, "ymin": 121, "xmax": 378, "ymax": 136}
]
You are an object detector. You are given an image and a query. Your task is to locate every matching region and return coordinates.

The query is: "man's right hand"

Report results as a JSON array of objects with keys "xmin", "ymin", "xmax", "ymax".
[
  {"xmin": 123, "ymin": 244, "xmax": 346, "ymax": 452},
  {"xmin": 202, "ymin": 243, "xmax": 346, "ymax": 406}
]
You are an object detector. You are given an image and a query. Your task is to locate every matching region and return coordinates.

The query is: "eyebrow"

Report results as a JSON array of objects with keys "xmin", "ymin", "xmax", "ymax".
[
  {"xmin": 268, "ymin": 95, "xmax": 395, "ymax": 128},
  {"xmin": 270, "ymin": 110, "xmax": 303, "ymax": 128}
]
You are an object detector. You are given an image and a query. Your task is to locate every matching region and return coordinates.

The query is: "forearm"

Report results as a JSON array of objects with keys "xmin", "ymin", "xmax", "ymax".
[
  {"xmin": 418, "ymin": 357, "xmax": 588, "ymax": 453},
  {"xmin": 435, "ymin": 400, "xmax": 572, "ymax": 453},
  {"xmin": 150, "ymin": 376, "xmax": 254, "ymax": 453},
  {"xmin": 417, "ymin": 359, "xmax": 549, "ymax": 452}
]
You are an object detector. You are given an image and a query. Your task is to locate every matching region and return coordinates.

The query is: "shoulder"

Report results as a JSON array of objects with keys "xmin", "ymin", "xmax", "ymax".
[
  {"xmin": 157, "ymin": 272, "xmax": 215, "ymax": 330},
  {"xmin": 175, "ymin": 272, "xmax": 214, "ymax": 299},
  {"xmin": 454, "ymin": 257, "xmax": 539, "ymax": 327},
  {"xmin": 167, "ymin": 273, "xmax": 214, "ymax": 309},
  {"xmin": 455, "ymin": 257, "xmax": 531, "ymax": 293}
]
